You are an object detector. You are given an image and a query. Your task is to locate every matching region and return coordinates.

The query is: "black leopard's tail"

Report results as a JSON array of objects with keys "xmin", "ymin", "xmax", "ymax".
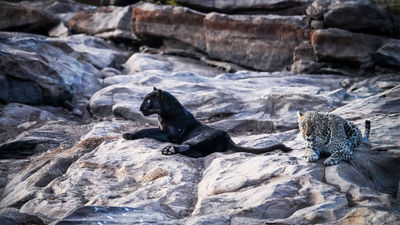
[
  {"xmin": 362, "ymin": 120, "xmax": 371, "ymax": 143},
  {"xmin": 228, "ymin": 139, "xmax": 292, "ymax": 154}
]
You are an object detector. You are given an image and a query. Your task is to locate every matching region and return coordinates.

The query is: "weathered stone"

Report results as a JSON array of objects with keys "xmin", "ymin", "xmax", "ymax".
[
  {"xmin": 374, "ymin": 39, "xmax": 400, "ymax": 68},
  {"xmin": 133, "ymin": 3, "xmax": 206, "ymax": 51},
  {"xmin": 69, "ymin": 5, "xmax": 138, "ymax": 42},
  {"xmin": 53, "ymin": 206, "xmax": 180, "ymax": 225},
  {"xmin": 175, "ymin": 0, "xmax": 311, "ymax": 15},
  {"xmin": 204, "ymin": 13, "xmax": 307, "ymax": 71},
  {"xmin": 311, "ymin": 28, "xmax": 384, "ymax": 68},
  {"xmin": 306, "ymin": 0, "xmax": 330, "ymax": 19},
  {"xmin": 324, "ymin": 0, "xmax": 393, "ymax": 35},
  {"xmin": 0, "ymin": 2, "xmax": 59, "ymax": 35},
  {"xmin": 0, "ymin": 208, "xmax": 44, "ymax": 225}
]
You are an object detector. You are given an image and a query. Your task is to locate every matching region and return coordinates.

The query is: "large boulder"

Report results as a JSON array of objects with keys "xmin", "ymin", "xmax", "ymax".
[
  {"xmin": 69, "ymin": 5, "xmax": 138, "ymax": 42},
  {"xmin": 311, "ymin": 28, "xmax": 384, "ymax": 69},
  {"xmin": 175, "ymin": 0, "xmax": 312, "ymax": 15},
  {"xmin": 0, "ymin": 1, "xmax": 59, "ymax": 35},
  {"xmin": 205, "ymin": 12, "xmax": 308, "ymax": 71},
  {"xmin": 307, "ymin": 0, "xmax": 394, "ymax": 36},
  {"xmin": 324, "ymin": 0, "xmax": 393, "ymax": 35}
]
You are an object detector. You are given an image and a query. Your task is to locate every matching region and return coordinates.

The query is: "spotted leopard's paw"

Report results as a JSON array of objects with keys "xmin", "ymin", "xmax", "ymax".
[
  {"xmin": 304, "ymin": 153, "xmax": 319, "ymax": 162},
  {"xmin": 324, "ymin": 157, "xmax": 339, "ymax": 166},
  {"xmin": 161, "ymin": 146, "xmax": 176, "ymax": 155}
]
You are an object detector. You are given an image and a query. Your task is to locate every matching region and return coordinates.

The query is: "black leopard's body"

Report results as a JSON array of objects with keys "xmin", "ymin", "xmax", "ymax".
[{"xmin": 123, "ymin": 88, "xmax": 291, "ymax": 157}]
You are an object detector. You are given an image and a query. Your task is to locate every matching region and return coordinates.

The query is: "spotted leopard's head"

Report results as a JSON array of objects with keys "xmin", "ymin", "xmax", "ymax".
[{"xmin": 297, "ymin": 111, "xmax": 329, "ymax": 149}]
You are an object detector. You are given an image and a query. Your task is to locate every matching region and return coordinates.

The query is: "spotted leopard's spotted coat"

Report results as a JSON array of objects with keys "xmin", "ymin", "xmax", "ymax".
[{"xmin": 297, "ymin": 111, "xmax": 370, "ymax": 166}]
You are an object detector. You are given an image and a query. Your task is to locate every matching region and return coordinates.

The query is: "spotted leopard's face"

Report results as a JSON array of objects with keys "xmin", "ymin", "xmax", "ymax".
[
  {"xmin": 140, "ymin": 88, "xmax": 163, "ymax": 116},
  {"xmin": 297, "ymin": 111, "xmax": 329, "ymax": 149}
]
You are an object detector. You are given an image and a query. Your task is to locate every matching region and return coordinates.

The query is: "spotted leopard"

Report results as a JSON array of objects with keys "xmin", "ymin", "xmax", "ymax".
[{"xmin": 297, "ymin": 111, "xmax": 370, "ymax": 166}]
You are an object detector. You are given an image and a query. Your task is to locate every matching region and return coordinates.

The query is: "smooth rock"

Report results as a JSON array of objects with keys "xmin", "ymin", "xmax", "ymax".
[
  {"xmin": 0, "ymin": 1, "xmax": 59, "ymax": 35},
  {"xmin": 52, "ymin": 206, "xmax": 179, "ymax": 225},
  {"xmin": 69, "ymin": 5, "xmax": 138, "ymax": 42},
  {"xmin": 175, "ymin": 0, "xmax": 312, "ymax": 15},
  {"xmin": 324, "ymin": 0, "xmax": 393, "ymax": 35}
]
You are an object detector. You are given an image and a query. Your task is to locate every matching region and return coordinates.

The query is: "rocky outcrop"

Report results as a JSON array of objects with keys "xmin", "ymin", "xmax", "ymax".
[
  {"xmin": 133, "ymin": 3, "xmax": 308, "ymax": 71},
  {"xmin": 0, "ymin": 2, "xmax": 59, "ymax": 35},
  {"xmin": 0, "ymin": 32, "xmax": 129, "ymax": 107},
  {"xmin": 69, "ymin": 5, "xmax": 138, "ymax": 43},
  {"xmin": 1, "ymin": 1, "xmax": 400, "ymax": 224},
  {"xmin": 175, "ymin": 0, "xmax": 312, "ymax": 15}
]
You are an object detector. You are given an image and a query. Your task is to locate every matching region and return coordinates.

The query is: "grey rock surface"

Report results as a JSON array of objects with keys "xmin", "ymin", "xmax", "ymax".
[{"xmin": 69, "ymin": 5, "xmax": 138, "ymax": 42}]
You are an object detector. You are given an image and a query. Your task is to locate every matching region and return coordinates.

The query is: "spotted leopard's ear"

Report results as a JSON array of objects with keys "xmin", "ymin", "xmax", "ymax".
[{"xmin": 297, "ymin": 111, "xmax": 303, "ymax": 118}]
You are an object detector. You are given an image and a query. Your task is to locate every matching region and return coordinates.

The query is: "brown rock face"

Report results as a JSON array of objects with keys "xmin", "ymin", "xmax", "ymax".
[
  {"xmin": 205, "ymin": 13, "xmax": 307, "ymax": 71},
  {"xmin": 133, "ymin": 3, "xmax": 206, "ymax": 51}
]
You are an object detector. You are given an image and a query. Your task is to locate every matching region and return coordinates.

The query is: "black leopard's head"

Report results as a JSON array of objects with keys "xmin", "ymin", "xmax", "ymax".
[{"xmin": 140, "ymin": 87, "xmax": 163, "ymax": 116}]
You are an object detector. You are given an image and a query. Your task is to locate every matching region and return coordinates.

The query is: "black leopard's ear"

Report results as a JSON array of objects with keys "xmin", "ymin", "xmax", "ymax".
[
  {"xmin": 153, "ymin": 87, "xmax": 158, "ymax": 91},
  {"xmin": 297, "ymin": 111, "xmax": 303, "ymax": 118}
]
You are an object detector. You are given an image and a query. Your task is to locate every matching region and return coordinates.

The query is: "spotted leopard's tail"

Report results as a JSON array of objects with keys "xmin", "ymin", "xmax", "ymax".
[{"xmin": 362, "ymin": 120, "xmax": 371, "ymax": 143}]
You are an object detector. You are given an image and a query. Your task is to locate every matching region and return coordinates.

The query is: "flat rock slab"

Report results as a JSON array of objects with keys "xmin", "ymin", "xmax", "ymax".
[{"xmin": 175, "ymin": 0, "xmax": 312, "ymax": 15}]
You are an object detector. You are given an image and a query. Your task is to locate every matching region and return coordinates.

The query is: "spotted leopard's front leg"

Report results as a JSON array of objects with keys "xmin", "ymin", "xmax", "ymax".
[
  {"xmin": 323, "ymin": 146, "xmax": 352, "ymax": 166},
  {"xmin": 304, "ymin": 147, "xmax": 320, "ymax": 162}
]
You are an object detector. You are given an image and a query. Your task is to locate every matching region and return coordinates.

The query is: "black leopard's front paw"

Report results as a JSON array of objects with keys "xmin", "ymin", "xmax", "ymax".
[
  {"xmin": 123, "ymin": 133, "xmax": 135, "ymax": 140},
  {"xmin": 161, "ymin": 146, "xmax": 176, "ymax": 155}
]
